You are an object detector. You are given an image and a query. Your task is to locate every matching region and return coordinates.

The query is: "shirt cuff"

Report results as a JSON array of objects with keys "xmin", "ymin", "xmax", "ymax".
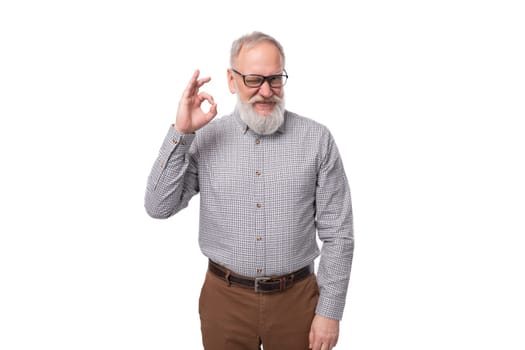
[
  {"xmin": 315, "ymin": 296, "xmax": 346, "ymax": 321},
  {"xmin": 164, "ymin": 124, "xmax": 196, "ymax": 150}
]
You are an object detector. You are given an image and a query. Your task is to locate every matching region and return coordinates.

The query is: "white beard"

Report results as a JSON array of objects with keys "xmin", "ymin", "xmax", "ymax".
[{"xmin": 237, "ymin": 94, "xmax": 285, "ymax": 135}]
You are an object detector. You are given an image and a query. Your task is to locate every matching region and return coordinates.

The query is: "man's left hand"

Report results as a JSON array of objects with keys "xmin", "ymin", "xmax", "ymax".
[{"xmin": 308, "ymin": 314, "xmax": 339, "ymax": 350}]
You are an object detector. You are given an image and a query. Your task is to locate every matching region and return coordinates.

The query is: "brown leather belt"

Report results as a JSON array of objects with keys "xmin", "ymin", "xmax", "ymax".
[{"xmin": 208, "ymin": 260, "xmax": 312, "ymax": 293}]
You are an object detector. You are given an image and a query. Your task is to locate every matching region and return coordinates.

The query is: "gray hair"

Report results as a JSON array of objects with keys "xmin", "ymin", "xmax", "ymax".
[{"xmin": 230, "ymin": 31, "xmax": 285, "ymax": 68}]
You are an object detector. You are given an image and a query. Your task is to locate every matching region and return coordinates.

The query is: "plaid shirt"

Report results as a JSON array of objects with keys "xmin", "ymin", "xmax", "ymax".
[{"xmin": 145, "ymin": 110, "xmax": 354, "ymax": 320}]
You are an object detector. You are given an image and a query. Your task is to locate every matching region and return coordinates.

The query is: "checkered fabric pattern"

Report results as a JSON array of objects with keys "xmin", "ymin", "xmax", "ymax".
[{"xmin": 145, "ymin": 110, "xmax": 354, "ymax": 320}]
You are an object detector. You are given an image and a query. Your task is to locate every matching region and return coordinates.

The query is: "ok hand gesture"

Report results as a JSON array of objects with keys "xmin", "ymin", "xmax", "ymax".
[{"xmin": 175, "ymin": 70, "xmax": 218, "ymax": 134}]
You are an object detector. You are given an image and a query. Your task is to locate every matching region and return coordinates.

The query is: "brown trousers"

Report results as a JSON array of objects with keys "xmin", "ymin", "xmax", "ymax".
[{"xmin": 199, "ymin": 271, "xmax": 320, "ymax": 350}]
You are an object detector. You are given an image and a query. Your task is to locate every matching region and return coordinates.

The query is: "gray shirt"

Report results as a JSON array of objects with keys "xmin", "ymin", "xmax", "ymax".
[{"xmin": 145, "ymin": 110, "xmax": 354, "ymax": 320}]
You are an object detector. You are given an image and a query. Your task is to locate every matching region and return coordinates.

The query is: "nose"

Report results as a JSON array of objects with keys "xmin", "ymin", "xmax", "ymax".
[{"xmin": 257, "ymin": 80, "xmax": 273, "ymax": 98}]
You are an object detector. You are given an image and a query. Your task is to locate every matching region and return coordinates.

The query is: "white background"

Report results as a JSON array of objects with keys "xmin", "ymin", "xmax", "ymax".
[{"xmin": 1, "ymin": 0, "xmax": 524, "ymax": 349}]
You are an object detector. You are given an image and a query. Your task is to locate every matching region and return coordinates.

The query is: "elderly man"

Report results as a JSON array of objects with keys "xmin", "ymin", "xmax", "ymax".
[{"xmin": 145, "ymin": 31, "xmax": 354, "ymax": 350}]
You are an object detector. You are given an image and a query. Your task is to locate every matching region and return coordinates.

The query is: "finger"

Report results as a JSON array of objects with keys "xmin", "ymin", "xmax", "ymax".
[
  {"xmin": 324, "ymin": 338, "xmax": 336, "ymax": 350},
  {"xmin": 206, "ymin": 102, "xmax": 218, "ymax": 120},
  {"xmin": 196, "ymin": 76, "xmax": 212, "ymax": 89},
  {"xmin": 308, "ymin": 329, "xmax": 314, "ymax": 349},
  {"xmin": 196, "ymin": 92, "xmax": 217, "ymax": 119},
  {"xmin": 183, "ymin": 69, "xmax": 201, "ymax": 96},
  {"xmin": 198, "ymin": 92, "xmax": 215, "ymax": 104},
  {"xmin": 310, "ymin": 337, "xmax": 322, "ymax": 350}
]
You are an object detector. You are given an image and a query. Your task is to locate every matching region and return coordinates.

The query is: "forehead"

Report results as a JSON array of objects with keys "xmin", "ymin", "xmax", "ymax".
[{"xmin": 236, "ymin": 41, "xmax": 283, "ymax": 74}]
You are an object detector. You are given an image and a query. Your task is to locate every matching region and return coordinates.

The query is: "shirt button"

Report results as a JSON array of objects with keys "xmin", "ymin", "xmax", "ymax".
[
  {"xmin": 256, "ymin": 236, "xmax": 262, "ymax": 241},
  {"xmin": 181, "ymin": 139, "xmax": 187, "ymax": 145},
  {"xmin": 255, "ymin": 139, "xmax": 261, "ymax": 144},
  {"xmin": 172, "ymin": 139, "xmax": 178, "ymax": 144},
  {"xmin": 255, "ymin": 170, "xmax": 261, "ymax": 176},
  {"xmin": 256, "ymin": 268, "xmax": 263, "ymax": 274},
  {"xmin": 256, "ymin": 203, "xmax": 263, "ymax": 208}
]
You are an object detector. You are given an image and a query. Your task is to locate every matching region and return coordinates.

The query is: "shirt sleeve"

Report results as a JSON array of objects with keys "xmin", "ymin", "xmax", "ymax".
[
  {"xmin": 314, "ymin": 131, "xmax": 354, "ymax": 320},
  {"xmin": 144, "ymin": 125, "xmax": 199, "ymax": 219}
]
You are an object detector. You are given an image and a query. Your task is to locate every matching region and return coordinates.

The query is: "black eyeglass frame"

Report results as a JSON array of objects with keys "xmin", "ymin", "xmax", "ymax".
[{"xmin": 231, "ymin": 68, "xmax": 288, "ymax": 88}]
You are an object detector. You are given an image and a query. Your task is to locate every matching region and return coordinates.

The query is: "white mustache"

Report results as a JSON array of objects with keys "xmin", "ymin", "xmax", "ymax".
[{"xmin": 248, "ymin": 95, "xmax": 282, "ymax": 104}]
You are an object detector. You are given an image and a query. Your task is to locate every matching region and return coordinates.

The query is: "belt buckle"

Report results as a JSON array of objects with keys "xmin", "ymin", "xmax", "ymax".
[{"xmin": 254, "ymin": 277, "xmax": 271, "ymax": 293}]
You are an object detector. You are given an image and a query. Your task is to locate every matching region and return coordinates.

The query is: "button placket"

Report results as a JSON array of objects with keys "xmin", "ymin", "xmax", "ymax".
[{"xmin": 253, "ymin": 136, "xmax": 266, "ymax": 275}]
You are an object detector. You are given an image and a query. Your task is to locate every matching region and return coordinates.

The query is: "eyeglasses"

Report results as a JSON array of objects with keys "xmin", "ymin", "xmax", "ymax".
[{"xmin": 231, "ymin": 68, "xmax": 288, "ymax": 88}]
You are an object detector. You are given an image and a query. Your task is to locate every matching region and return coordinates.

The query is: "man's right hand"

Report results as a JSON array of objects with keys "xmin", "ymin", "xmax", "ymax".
[{"xmin": 175, "ymin": 69, "xmax": 218, "ymax": 134}]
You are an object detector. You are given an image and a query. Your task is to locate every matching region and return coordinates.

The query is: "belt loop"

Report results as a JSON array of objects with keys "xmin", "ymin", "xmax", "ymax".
[
  {"xmin": 225, "ymin": 270, "xmax": 231, "ymax": 287},
  {"xmin": 288, "ymin": 273, "xmax": 295, "ymax": 289}
]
